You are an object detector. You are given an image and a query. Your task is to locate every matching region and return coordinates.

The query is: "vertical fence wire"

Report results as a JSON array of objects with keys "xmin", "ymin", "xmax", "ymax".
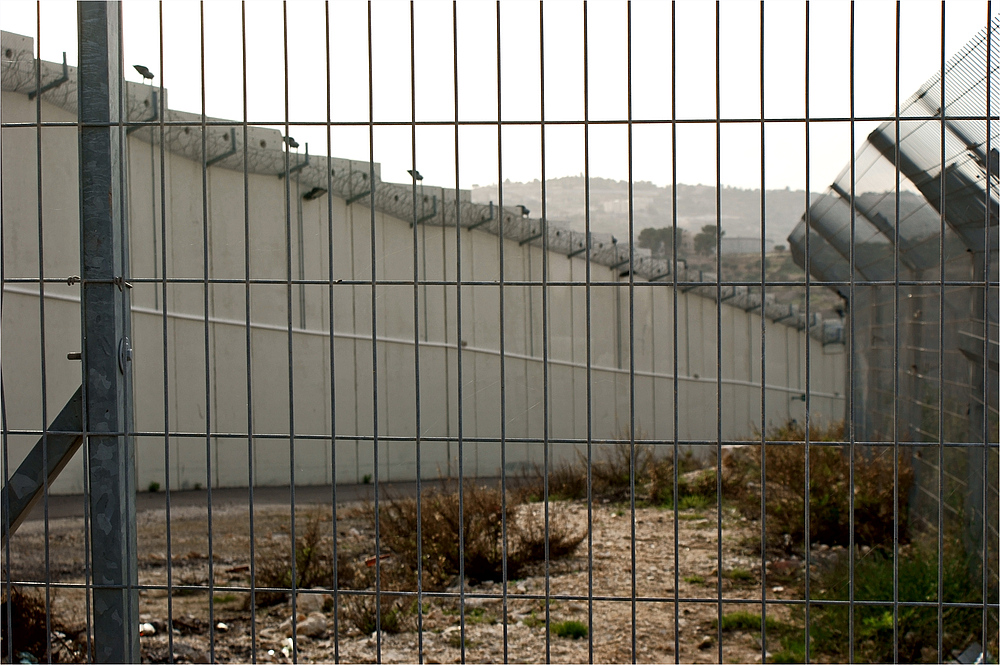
[
  {"xmin": 670, "ymin": 5, "xmax": 681, "ymax": 661},
  {"xmin": 281, "ymin": 4, "xmax": 301, "ymax": 659},
  {"xmin": 239, "ymin": 3, "xmax": 258, "ymax": 660},
  {"xmin": 365, "ymin": 4, "xmax": 383, "ymax": 658},
  {"xmin": 537, "ymin": 5, "xmax": 552, "ymax": 662},
  {"xmin": 758, "ymin": 3, "xmax": 770, "ymax": 655},
  {"xmin": 324, "ymin": 4, "xmax": 339, "ymax": 660},
  {"xmin": 896, "ymin": 0, "xmax": 900, "ymax": 662},
  {"xmin": 802, "ymin": 4, "xmax": 813, "ymax": 662},
  {"xmin": 982, "ymin": 2, "xmax": 993, "ymax": 655},
  {"xmin": 197, "ymin": 6, "xmax": 217, "ymax": 660},
  {"xmin": 581, "ymin": 7, "xmax": 595, "ymax": 664},
  {"xmin": 32, "ymin": 5, "xmax": 53, "ymax": 662},
  {"xmin": 119, "ymin": 1, "xmax": 139, "ymax": 654},
  {"xmin": 937, "ymin": 5, "xmax": 947, "ymax": 661},
  {"xmin": 892, "ymin": 2, "xmax": 902, "ymax": 660},
  {"xmin": 625, "ymin": 6, "xmax": 638, "ymax": 663},
  {"xmin": 495, "ymin": 5, "xmax": 511, "ymax": 663},
  {"xmin": 452, "ymin": 5, "xmax": 467, "ymax": 661},
  {"xmin": 713, "ymin": 4, "xmax": 724, "ymax": 660},
  {"xmin": 407, "ymin": 4, "xmax": 424, "ymax": 662},
  {"xmin": 847, "ymin": 3, "xmax": 857, "ymax": 659},
  {"xmin": 157, "ymin": 3, "xmax": 175, "ymax": 661}
]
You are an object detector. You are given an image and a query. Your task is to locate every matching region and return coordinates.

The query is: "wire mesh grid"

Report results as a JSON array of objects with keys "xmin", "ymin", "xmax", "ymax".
[{"xmin": 0, "ymin": 1, "xmax": 997, "ymax": 663}]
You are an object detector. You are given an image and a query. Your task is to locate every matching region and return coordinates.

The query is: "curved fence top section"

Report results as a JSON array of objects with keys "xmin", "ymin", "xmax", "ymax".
[{"xmin": 791, "ymin": 15, "xmax": 999, "ymax": 281}]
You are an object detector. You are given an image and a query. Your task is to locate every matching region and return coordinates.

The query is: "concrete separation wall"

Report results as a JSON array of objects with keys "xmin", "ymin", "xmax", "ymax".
[{"xmin": 1, "ymin": 35, "xmax": 846, "ymax": 494}]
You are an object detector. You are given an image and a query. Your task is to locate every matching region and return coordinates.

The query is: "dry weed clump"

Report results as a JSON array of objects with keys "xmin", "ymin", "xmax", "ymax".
[
  {"xmin": 520, "ymin": 439, "xmax": 710, "ymax": 508},
  {"xmin": 533, "ymin": 458, "xmax": 590, "ymax": 502},
  {"xmin": 647, "ymin": 450, "xmax": 713, "ymax": 507},
  {"xmin": 514, "ymin": 429, "xmax": 652, "ymax": 503},
  {"xmin": 252, "ymin": 511, "xmax": 357, "ymax": 607},
  {"xmin": 376, "ymin": 480, "xmax": 585, "ymax": 587},
  {"xmin": 723, "ymin": 420, "xmax": 913, "ymax": 551},
  {"xmin": 339, "ymin": 563, "xmax": 416, "ymax": 635},
  {"xmin": 515, "ymin": 503, "xmax": 589, "ymax": 564},
  {"xmin": 587, "ymin": 441, "xmax": 653, "ymax": 503},
  {"xmin": 520, "ymin": 442, "xmax": 653, "ymax": 503}
]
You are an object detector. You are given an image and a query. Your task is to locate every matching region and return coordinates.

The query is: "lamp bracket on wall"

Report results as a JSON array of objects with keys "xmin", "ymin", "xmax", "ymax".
[
  {"xmin": 206, "ymin": 128, "xmax": 237, "ymax": 166},
  {"xmin": 28, "ymin": 51, "xmax": 69, "ymax": 100}
]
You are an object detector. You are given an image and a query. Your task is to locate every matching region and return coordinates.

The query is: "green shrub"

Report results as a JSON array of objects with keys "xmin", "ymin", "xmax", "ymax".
[
  {"xmin": 552, "ymin": 620, "xmax": 588, "ymax": 639},
  {"xmin": 523, "ymin": 611, "xmax": 544, "ymax": 628},
  {"xmin": 649, "ymin": 453, "xmax": 716, "ymax": 509},
  {"xmin": 447, "ymin": 633, "xmax": 477, "ymax": 649},
  {"xmin": 713, "ymin": 612, "xmax": 803, "ymax": 663},
  {"xmin": 724, "ymin": 567, "xmax": 754, "ymax": 582},
  {"xmin": 808, "ymin": 540, "xmax": 982, "ymax": 664},
  {"xmin": 714, "ymin": 611, "xmax": 784, "ymax": 633},
  {"xmin": 464, "ymin": 607, "xmax": 496, "ymax": 625},
  {"xmin": 678, "ymin": 494, "xmax": 714, "ymax": 511},
  {"xmin": 679, "ymin": 468, "xmax": 717, "ymax": 497},
  {"xmin": 770, "ymin": 632, "xmax": 807, "ymax": 664}
]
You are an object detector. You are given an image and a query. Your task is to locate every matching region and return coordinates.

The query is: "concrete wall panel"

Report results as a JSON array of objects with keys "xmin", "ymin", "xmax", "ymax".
[{"xmin": 1, "ymin": 91, "xmax": 847, "ymax": 493}]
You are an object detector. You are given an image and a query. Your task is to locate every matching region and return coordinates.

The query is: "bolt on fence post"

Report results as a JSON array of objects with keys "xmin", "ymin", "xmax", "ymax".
[{"xmin": 78, "ymin": 1, "xmax": 139, "ymax": 661}]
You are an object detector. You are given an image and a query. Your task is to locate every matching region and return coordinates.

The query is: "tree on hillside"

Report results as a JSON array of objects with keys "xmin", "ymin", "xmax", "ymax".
[
  {"xmin": 693, "ymin": 224, "xmax": 724, "ymax": 256},
  {"xmin": 637, "ymin": 227, "xmax": 684, "ymax": 258}
]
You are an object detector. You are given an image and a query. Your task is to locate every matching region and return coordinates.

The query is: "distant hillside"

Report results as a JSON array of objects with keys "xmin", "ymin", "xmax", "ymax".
[
  {"xmin": 470, "ymin": 176, "xmax": 821, "ymax": 243},
  {"xmin": 471, "ymin": 176, "xmax": 843, "ymax": 316}
]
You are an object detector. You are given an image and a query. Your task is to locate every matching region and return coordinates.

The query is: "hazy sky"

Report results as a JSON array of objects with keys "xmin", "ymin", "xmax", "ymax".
[{"xmin": 3, "ymin": 1, "xmax": 997, "ymax": 193}]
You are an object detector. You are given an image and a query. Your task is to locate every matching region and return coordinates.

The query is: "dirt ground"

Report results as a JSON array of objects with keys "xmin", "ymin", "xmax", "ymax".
[{"xmin": 3, "ymin": 493, "xmax": 804, "ymax": 664}]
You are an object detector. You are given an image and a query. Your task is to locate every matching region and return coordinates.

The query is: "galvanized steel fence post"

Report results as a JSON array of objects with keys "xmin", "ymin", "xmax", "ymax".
[{"xmin": 78, "ymin": 1, "xmax": 139, "ymax": 660}]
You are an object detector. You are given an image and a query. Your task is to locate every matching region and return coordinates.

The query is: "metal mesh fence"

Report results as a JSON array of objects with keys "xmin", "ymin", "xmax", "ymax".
[
  {"xmin": 0, "ymin": 2, "xmax": 997, "ymax": 663},
  {"xmin": 793, "ymin": 14, "xmax": 999, "ymax": 660}
]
